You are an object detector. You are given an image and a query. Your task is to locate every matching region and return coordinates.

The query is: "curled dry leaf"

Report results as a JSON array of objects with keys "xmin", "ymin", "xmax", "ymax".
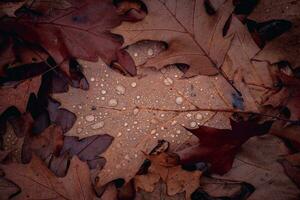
[
  {"xmin": 176, "ymin": 119, "xmax": 272, "ymax": 174},
  {"xmin": 134, "ymin": 152, "xmax": 202, "ymax": 199},
  {"xmin": 113, "ymin": 0, "xmax": 236, "ymax": 77},
  {"xmin": 0, "ymin": 155, "xmax": 100, "ymax": 199}
]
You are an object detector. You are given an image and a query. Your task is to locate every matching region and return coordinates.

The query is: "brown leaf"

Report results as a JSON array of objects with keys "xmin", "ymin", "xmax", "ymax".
[
  {"xmin": 0, "ymin": 77, "xmax": 41, "ymax": 114},
  {"xmin": 176, "ymin": 119, "xmax": 272, "ymax": 174},
  {"xmin": 249, "ymin": 0, "xmax": 300, "ymax": 68},
  {"xmin": 0, "ymin": 1, "xmax": 25, "ymax": 18},
  {"xmin": 135, "ymin": 152, "xmax": 201, "ymax": 199},
  {"xmin": 21, "ymin": 125, "xmax": 64, "ymax": 163},
  {"xmin": 1, "ymin": 155, "xmax": 99, "ymax": 199},
  {"xmin": 280, "ymin": 159, "xmax": 300, "ymax": 189},
  {"xmin": 0, "ymin": 0, "xmax": 145, "ymax": 76},
  {"xmin": 114, "ymin": 0, "xmax": 237, "ymax": 77},
  {"xmin": 0, "ymin": 176, "xmax": 20, "ymax": 199}
]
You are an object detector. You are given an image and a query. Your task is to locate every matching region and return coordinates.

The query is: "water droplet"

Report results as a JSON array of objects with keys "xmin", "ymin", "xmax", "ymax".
[
  {"xmin": 171, "ymin": 134, "xmax": 175, "ymax": 138},
  {"xmin": 116, "ymin": 85, "xmax": 126, "ymax": 95},
  {"xmin": 175, "ymin": 96, "xmax": 183, "ymax": 105},
  {"xmin": 160, "ymin": 113, "xmax": 165, "ymax": 118},
  {"xmin": 131, "ymin": 82, "xmax": 137, "ymax": 88},
  {"xmin": 124, "ymin": 122, "xmax": 128, "ymax": 127},
  {"xmin": 186, "ymin": 113, "xmax": 192, "ymax": 118},
  {"xmin": 101, "ymin": 90, "xmax": 107, "ymax": 95},
  {"xmin": 163, "ymin": 77, "xmax": 173, "ymax": 86},
  {"xmin": 101, "ymin": 97, "xmax": 105, "ymax": 101},
  {"xmin": 125, "ymin": 155, "xmax": 130, "ymax": 160},
  {"xmin": 176, "ymin": 130, "xmax": 181, "ymax": 134},
  {"xmin": 108, "ymin": 99, "xmax": 118, "ymax": 107},
  {"xmin": 133, "ymin": 108, "xmax": 139, "ymax": 115},
  {"xmin": 190, "ymin": 121, "xmax": 197, "ymax": 128},
  {"xmin": 147, "ymin": 48, "xmax": 154, "ymax": 56},
  {"xmin": 195, "ymin": 113, "xmax": 203, "ymax": 120},
  {"xmin": 90, "ymin": 77, "xmax": 95, "ymax": 82},
  {"xmin": 151, "ymin": 129, "xmax": 156, "ymax": 135},
  {"xmin": 160, "ymin": 127, "xmax": 165, "ymax": 130},
  {"xmin": 134, "ymin": 52, "xmax": 138, "ymax": 57},
  {"xmin": 133, "ymin": 121, "xmax": 138, "ymax": 125},
  {"xmin": 91, "ymin": 121, "xmax": 105, "ymax": 129},
  {"xmin": 85, "ymin": 115, "xmax": 95, "ymax": 122},
  {"xmin": 171, "ymin": 120, "xmax": 177, "ymax": 126},
  {"xmin": 160, "ymin": 68, "xmax": 167, "ymax": 74},
  {"xmin": 136, "ymin": 95, "xmax": 141, "ymax": 100},
  {"xmin": 105, "ymin": 74, "xmax": 109, "ymax": 77},
  {"xmin": 117, "ymin": 132, "xmax": 122, "ymax": 137}
]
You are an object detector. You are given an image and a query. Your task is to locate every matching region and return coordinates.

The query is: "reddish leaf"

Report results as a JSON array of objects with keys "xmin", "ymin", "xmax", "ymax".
[
  {"xmin": 176, "ymin": 119, "xmax": 272, "ymax": 174},
  {"xmin": 0, "ymin": 0, "xmax": 146, "ymax": 76}
]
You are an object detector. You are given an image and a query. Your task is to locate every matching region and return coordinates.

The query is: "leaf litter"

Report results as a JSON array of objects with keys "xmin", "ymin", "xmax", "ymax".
[{"xmin": 1, "ymin": 0, "xmax": 300, "ymax": 199}]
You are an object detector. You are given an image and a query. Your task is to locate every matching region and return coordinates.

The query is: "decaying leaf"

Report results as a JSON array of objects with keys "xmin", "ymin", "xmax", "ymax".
[
  {"xmin": 176, "ymin": 119, "xmax": 272, "ymax": 174},
  {"xmin": 0, "ymin": 155, "xmax": 100, "ymax": 199}
]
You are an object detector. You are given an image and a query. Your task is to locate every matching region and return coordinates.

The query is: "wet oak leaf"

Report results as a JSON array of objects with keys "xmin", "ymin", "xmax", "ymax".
[
  {"xmin": 176, "ymin": 119, "xmax": 272, "ymax": 174},
  {"xmin": 113, "ymin": 0, "xmax": 236, "ymax": 77},
  {"xmin": 1, "ymin": 155, "xmax": 100, "ymax": 200},
  {"xmin": 0, "ymin": 76, "xmax": 41, "ymax": 114}
]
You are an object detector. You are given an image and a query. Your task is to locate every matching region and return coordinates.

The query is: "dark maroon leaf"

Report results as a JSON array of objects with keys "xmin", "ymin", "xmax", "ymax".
[
  {"xmin": 117, "ymin": 179, "xmax": 135, "ymax": 200},
  {"xmin": 87, "ymin": 157, "xmax": 106, "ymax": 170},
  {"xmin": 233, "ymin": 0, "xmax": 258, "ymax": 16},
  {"xmin": 47, "ymin": 97, "xmax": 76, "ymax": 133},
  {"xmin": 246, "ymin": 19, "xmax": 292, "ymax": 48},
  {"xmin": 176, "ymin": 119, "xmax": 272, "ymax": 174},
  {"xmin": 69, "ymin": 59, "xmax": 89, "ymax": 90},
  {"xmin": 60, "ymin": 134, "xmax": 114, "ymax": 162},
  {"xmin": 48, "ymin": 152, "xmax": 71, "ymax": 177},
  {"xmin": 204, "ymin": 0, "xmax": 216, "ymax": 15},
  {"xmin": 0, "ymin": 0, "xmax": 146, "ymax": 77}
]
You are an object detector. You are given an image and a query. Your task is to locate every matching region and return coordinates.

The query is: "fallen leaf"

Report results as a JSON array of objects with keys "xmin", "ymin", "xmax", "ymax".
[
  {"xmin": 0, "ymin": 76, "xmax": 41, "ymax": 114},
  {"xmin": 219, "ymin": 135, "xmax": 300, "ymax": 200},
  {"xmin": 1, "ymin": 155, "xmax": 100, "ymax": 199},
  {"xmin": 0, "ymin": 1, "xmax": 25, "ymax": 18},
  {"xmin": 0, "ymin": 176, "xmax": 20, "ymax": 200},
  {"xmin": 249, "ymin": 0, "xmax": 300, "ymax": 68},
  {"xmin": 0, "ymin": 0, "xmax": 145, "ymax": 76},
  {"xmin": 279, "ymin": 159, "xmax": 300, "ymax": 188},
  {"xmin": 113, "ymin": 0, "xmax": 236, "ymax": 76},
  {"xmin": 176, "ymin": 119, "xmax": 272, "ymax": 174},
  {"xmin": 21, "ymin": 125, "xmax": 64, "ymax": 163},
  {"xmin": 134, "ymin": 152, "xmax": 202, "ymax": 199},
  {"xmin": 60, "ymin": 134, "xmax": 114, "ymax": 169},
  {"xmin": 135, "ymin": 180, "xmax": 185, "ymax": 200}
]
